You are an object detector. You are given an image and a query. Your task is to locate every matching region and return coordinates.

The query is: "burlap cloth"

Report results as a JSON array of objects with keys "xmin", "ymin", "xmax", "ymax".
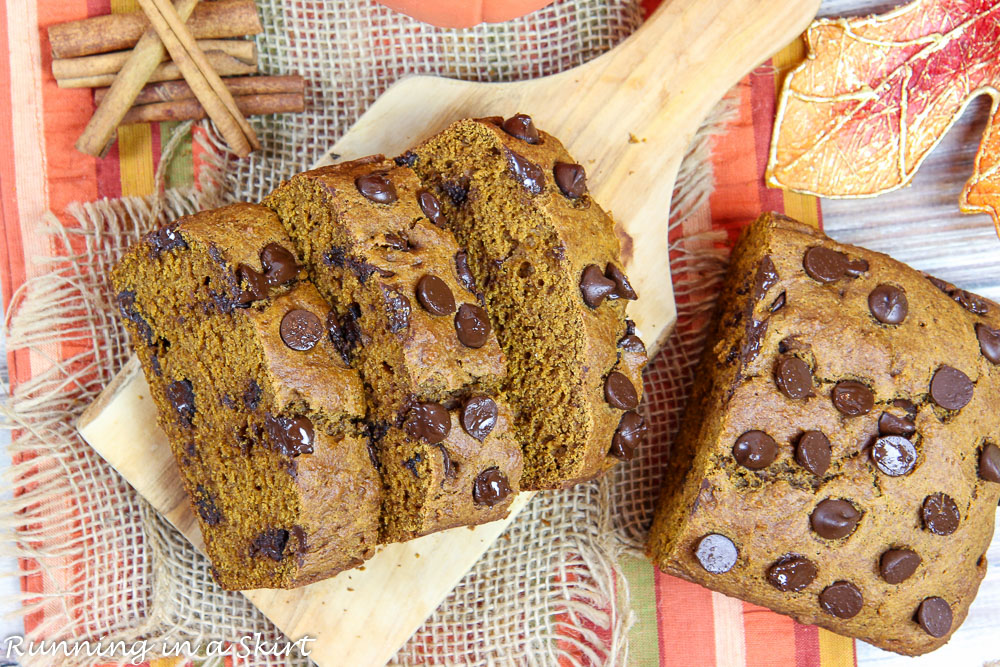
[{"xmin": 1, "ymin": 1, "xmax": 736, "ymax": 663}]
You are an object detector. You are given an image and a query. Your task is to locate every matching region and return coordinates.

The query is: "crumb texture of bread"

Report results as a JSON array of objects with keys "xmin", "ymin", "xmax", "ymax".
[
  {"xmin": 110, "ymin": 203, "xmax": 380, "ymax": 590},
  {"xmin": 647, "ymin": 212, "xmax": 1000, "ymax": 655}
]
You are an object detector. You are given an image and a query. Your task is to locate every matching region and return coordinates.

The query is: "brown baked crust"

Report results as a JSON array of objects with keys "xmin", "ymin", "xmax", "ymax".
[
  {"xmin": 647, "ymin": 212, "xmax": 1000, "ymax": 655},
  {"xmin": 111, "ymin": 203, "xmax": 379, "ymax": 589}
]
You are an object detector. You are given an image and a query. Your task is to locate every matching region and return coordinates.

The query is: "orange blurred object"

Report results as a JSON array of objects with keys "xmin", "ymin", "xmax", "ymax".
[{"xmin": 376, "ymin": 0, "xmax": 556, "ymax": 28}]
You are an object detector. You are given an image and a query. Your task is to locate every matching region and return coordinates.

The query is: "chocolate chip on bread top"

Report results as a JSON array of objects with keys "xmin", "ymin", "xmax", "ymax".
[{"xmin": 647, "ymin": 212, "xmax": 1000, "ymax": 656}]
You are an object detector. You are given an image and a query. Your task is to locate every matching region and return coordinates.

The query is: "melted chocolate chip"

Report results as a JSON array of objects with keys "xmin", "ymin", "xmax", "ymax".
[
  {"xmin": 194, "ymin": 485, "xmax": 222, "ymax": 525},
  {"xmin": 868, "ymin": 284, "xmax": 908, "ymax": 324},
  {"xmin": 144, "ymin": 223, "xmax": 187, "ymax": 258},
  {"xmin": 811, "ymin": 499, "xmax": 861, "ymax": 539},
  {"xmin": 872, "ymin": 435, "xmax": 917, "ymax": 476},
  {"xmin": 770, "ymin": 292, "xmax": 787, "ymax": 313},
  {"xmin": 473, "ymin": 467, "xmax": 513, "ymax": 507},
  {"xmin": 280, "ymin": 309, "xmax": 323, "ymax": 351},
  {"xmin": 980, "ymin": 443, "xmax": 1000, "ymax": 483},
  {"xmin": 554, "ymin": 162, "xmax": 586, "ymax": 198},
  {"xmin": 506, "ymin": 150, "xmax": 545, "ymax": 194},
  {"xmin": 796, "ymin": 431, "xmax": 831, "ymax": 476},
  {"xmin": 166, "ymin": 379, "xmax": 195, "ymax": 426},
  {"xmin": 417, "ymin": 190, "xmax": 446, "ymax": 227},
  {"xmin": 740, "ymin": 317, "xmax": 768, "ymax": 365},
  {"xmin": 922, "ymin": 493, "xmax": 960, "ymax": 535},
  {"xmin": 880, "ymin": 548, "xmax": 921, "ymax": 584},
  {"xmin": 767, "ymin": 555, "xmax": 817, "ymax": 592},
  {"xmin": 355, "ymin": 173, "xmax": 397, "ymax": 204},
  {"xmin": 619, "ymin": 334, "xmax": 646, "ymax": 355},
  {"xmin": 878, "ymin": 412, "xmax": 916, "ymax": 437},
  {"xmin": 364, "ymin": 421, "xmax": 388, "ymax": 471},
  {"xmin": 454, "ymin": 250, "xmax": 477, "ymax": 294},
  {"xmin": 383, "ymin": 233, "xmax": 410, "ymax": 251},
  {"xmin": 819, "ymin": 581, "xmax": 863, "ymax": 619},
  {"xmin": 916, "ymin": 597, "xmax": 953, "ymax": 637},
  {"xmin": 930, "ymin": 365, "xmax": 974, "ymax": 410},
  {"xmin": 264, "ymin": 414, "xmax": 315, "ymax": 456},
  {"xmin": 117, "ymin": 290, "xmax": 153, "ymax": 345},
  {"xmin": 403, "ymin": 453, "xmax": 423, "ymax": 477},
  {"xmin": 775, "ymin": 356, "xmax": 814, "ymax": 399},
  {"xmin": 610, "ymin": 411, "xmax": 645, "ymax": 460},
  {"xmin": 237, "ymin": 264, "xmax": 269, "ymax": 305},
  {"xmin": 580, "ymin": 264, "xmax": 617, "ymax": 308},
  {"xmin": 455, "ymin": 303, "xmax": 491, "ymax": 348},
  {"xmin": 976, "ymin": 324, "xmax": 1000, "ymax": 364},
  {"xmin": 604, "ymin": 372, "xmax": 639, "ymax": 410},
  {"xmin": 953, "ymin": 289, "xmax": 988, "ymax": 315},
  {"xmin": 694, "ymin": 533, "xmax": 737, "ymax": 574},
  {"xmin": 394, "ymin": 151, "xmax": 417, "ymax": 167},
  {"xmin": 732, "ymin": 431, "xmax": 778, "ymax": 470},
  {"xmin": 439, "ymin": 445, "xmax": 456, "ymax": 479},
  {"xmin": 442, "ymin": 178, "xmax": 470, "ymax": 206},
  {"xmin": 802, "ymin": 246, "xmax": 868, "ymax": 283},
  {"xmin": 249, "ymin": 528, "xmax": 289, "ymax": 561},
  {"xmin": 260, "ymin": 243, "xmax": 299, "ymax": 286},
  {"xmin": 831, "ymin": 381, "xmax": 874, "ymax": 417},
  {"xmin": 242, "ymin": 379, "xmax": 261, "ymax": 411},
  {"xmin": 606, "ymin": 263, "xmax": 638, "ymax": 300},
  {"xmin": 384, "ymin": 288, "xmax": 411, "ymax": 333},
  {"xmin": 893, "ymin": 398, "xmax": 917, "ymax": 416},
  {"xmin": 415, "ymin": 274, "xmax": 456, "ymax": 316},
  {"xmin": 327, "ymin": 308, "xmax": 358, "ymax": 363},
  {"xmin": 501, "ymin": 113, "xmax": 540, "ymax": 144},
  {"xmin": 404, "ymin": 402, "xmax": 451, "ymax": 444},
  {"xmin": 461, "ymin": 396, "xmax": 498, "ymax": 442},
  {"xmin": 753, "ymin": 256, "xmax": 779, "ymax": 301}
]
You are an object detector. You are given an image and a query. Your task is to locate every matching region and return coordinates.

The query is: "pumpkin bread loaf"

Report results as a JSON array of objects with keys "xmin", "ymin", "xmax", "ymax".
[
  {"xmin": 404, "ymin": 115, "xmax": 648, "ymax": 489},
  {"xmin": 110, "ymin": 203, "xmax": 381, "ymax": 590},
  {"xmin": 264, "ymin": 158, "xmax": 523, "ymax": 542},
  {"xmin": 647, "ymin": 213, "xmax": 1000, "ymax": 655}
]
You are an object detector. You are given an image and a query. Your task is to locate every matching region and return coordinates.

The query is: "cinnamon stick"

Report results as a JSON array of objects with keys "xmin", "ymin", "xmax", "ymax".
[
  {"xmin": 136, "ymin": 0, "xmax": 259, "ymax": 156},
  {"xmin": 53, "ymin": 39, "xmax": 255, "ymax": 80},
  {"xmin": 76, "ymin": 0, "xmax": 201, "ymax": 157},
  {"xmin": 59, "ymin": 50, "xmax": 257, "ymax": 89},
  {"xmin": 49, "ymin": 0, "xmax": 261, "ymax": 59},
  {"xmin": 94, "ymin": 75, "xmax": 304, "ymax": 106},
  {"xmin": 120, "ymin": 93, "xmax": 304, "ymax": 124}
]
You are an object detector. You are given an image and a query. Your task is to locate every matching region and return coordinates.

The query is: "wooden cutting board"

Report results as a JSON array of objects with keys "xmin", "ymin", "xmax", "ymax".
[{"xmin": 77, "ymin": 1, "xmax": 820, "ymax": 664}]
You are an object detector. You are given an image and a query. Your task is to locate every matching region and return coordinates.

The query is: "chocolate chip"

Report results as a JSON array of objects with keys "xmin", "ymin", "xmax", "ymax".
[
  {"xmin": 461, "ymin": 396, "xmax": 498, "ymax": 442},
  {"xmin": 819, "ymin": 581, "xmax": 863, "ymax": 619},
  {"xmin": 610, "ymin": 411, "xmax": 645, "ymax": 460},
  {"xmin": 194, "ymin": 484, "xmax": 222, "ymax": 525},
  {"xmin": 264, "ymin": 413, "xmax": 315, "ymax": 456},
  {"xmin": 144, "ymin": 223, "xmax": 188, "ymax": 258},
  {"xmin": 454, "ymin": 250, "xmax": 477, "ymax": 294},
  {"xmin": 501, "ymin": 113, "xmax": 540, "ymax": 144},
  {"xmin": 893, "ymin": 398, "xmax": 917, "ymax": 416},
  {"xmin": 770, "ymin": 292, "xmax": 787, "ymax": 313},
  {"xmin": 872, "ymin": 435, "xmax": 917, "ymax": 476},
  {"xmin": 930, "ymin": 365, "xmax": 974, "ymax": 410},
  {"xmin": 922, "ymin": 493, "xmax": 960, "ymax": 535},
  {"xmin": 878, "ymin": 412, "xmax": 915, "ymax": 437},
  {"xmin": 418, "ymin": 190, "xmax": 446, "ymax": 226},
  {"xmin": 439, "ymin": 445, "xmax": 456, "ymax": 479},
  {"xmin": 237, "ymin": 264, "xmax": 269, "ymax": 305},
  {"xmin": 775, "ymin": 356, "xmax": 814, "ymax": 399},
  {"xmin": 404, "ymin": 402, "xmax": 450, "ymax": 444},
  {"xmin": 980, "ymin": 443, "xmax": 1000, "ymax": 483},
  {"xmin": 802, "ymin": 246, "xmax": 868, "ymax": 283},
  {"xmin": 249, "ymin": 528, "xmax": 289, "ymax": 561},
  {"xmin": 355, "ymin": 173, "xmax": 397, "ymax": 204},
  {"xmin": 242, "ymin": 379, "xmax": 261, "ymax": 411},
  {"xmin": 394, "ymin": 151, "xmax": 417, "ymax": 167},
  {"xmin": 279, "ymin": 309, "xmax": 323, "ymax": 351},
  {"xmin": 916, "ymin": 597, "xmax": 953, "ymax": 637},
  {"xmin": 976, "ymin": 324, "xmax": 1000, "ymax": 364},
  {"xmin": 604, "ymin": 372, "xmax": 639, "ymax": 410},
  {"xmin": 580, "ymin": 264, "xmax": 616, "ymax": 308},
  {"xmin": 831, "ymin": 381, "xmax": 874, "ymax": 417},
  {"xmin": 442, "ymin": 178, "xmax": 469, "ymax": 206},
  {"xmin": 811, "ymin": 499, "xmax": 861, "ymax": 539},
  {"xmin": 694, "ymin": 533, "xmax": 737, "ymax": 574},
  {"xmin": 740, "ymin": 318, "xmax": 768, "ymax": 365},
  {"xmin": 753, "ymin": 255, "xmax": 779, "ymax": 301},
  {"xmin": 618, "ymin": 334, "xmax": 646, "ymax": 355},
  {"xmin": 455, "ymin": 303, "xmax": 491, "ymax": 348},
  {"xmin": 472, "ymin": 467, "xmax": 513, "ymax": 507},
  {"xmin": 327, "ymin": 308, "xmax": 357, "ymax": 363},
  {"xmin": 117, "ymin": 290, "xmax": 154, "ymax": 345},
  {"xmin": 403, "ymin": 453, "xmax": 423, "ymax": 477},
  {"xmin": 733, "ymin": 431, "xmax": 778, "ymax": 470},
  {"xmin": 868, "ymin": 284, "xmax": 908, "ymax": 324},
  {"xmin": 415, "ymin": 275, "xmax": 456, "ymax": 316},
  {"xmin": 606, "ymin": 263, "xmax": 638, "ymax": 300},
  {"xmin": 384, "ymin": 288, "xmax": 411, "ymax": 333},
  {"xmin": 260, "ymin": 243, "xmax": 299, "ymax": 286},
  {"xmin": 953, "ymin": 289, "xmax": 988, "ymax": 315},
  {"xmin": 796, "ymin": 431, "xmax": 831, "ymax": 476},
  {"xmin": 766, "ymin": 555, "xmax": 817, "ymax": 592},
  {"xmin": 166, "ymin": 379, "xmax": 195, "ymax": 426},
  {"xmin": 506, "ymin": 150, "xmax": 544, "ymax": 194},
  {"xmin": 554, "ymin": 162, "xmax": 586, "ymax": 198},
  {"xmin": 880, "ymin": 548, "xmax": 921, "ymax": 584}
]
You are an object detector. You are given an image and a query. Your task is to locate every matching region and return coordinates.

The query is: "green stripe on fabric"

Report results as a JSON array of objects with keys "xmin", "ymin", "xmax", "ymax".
[
  {"xmin": 622, "ymin": 555, "xmax": 660, "ymax": 665},
  {"xmin": 160, "ymin": 121, "xmax": 195, "ymax": 189}
]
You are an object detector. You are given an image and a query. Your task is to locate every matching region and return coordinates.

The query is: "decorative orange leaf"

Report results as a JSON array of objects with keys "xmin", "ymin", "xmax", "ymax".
[{"xmin": 767, "ymin": 0, "xmax": 1000, "ymax": 236}]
